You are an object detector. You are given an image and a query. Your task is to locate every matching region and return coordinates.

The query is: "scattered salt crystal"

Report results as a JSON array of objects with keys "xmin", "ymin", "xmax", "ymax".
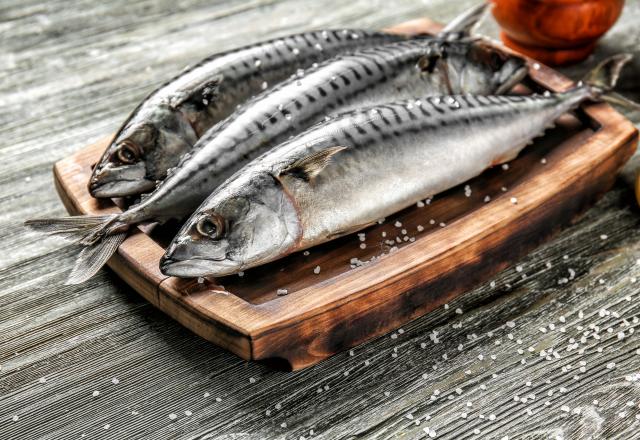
[
  {"xmin": 197, "ymin": 277, "xmax": 205, "ymax": 284},
  {"xmin": 92, "ymin": 390, "xmax": 100, "ymax": 397},
  {"xmin": 600, "ymin": 234, "xmax": 608, "ymax": 240},
  {"xmin": 185, "ymin": 410, "xmax": 192, "ymax": 416},
  {"xmin": 203, "ymin": 392, "xmax": 210, "ymax": 397},
  {"xmin": 360, "ymin": 243, "xmax": 366, "ymax": 249},
  {"xmin": 455, "ymin": 308, "xmax": 463, "ymax": 315},
  {"xmin": 303, "ymin": 251, "xmax": 310, "ymax": 256},
  {"xmin": 313, "ymin": 265, "xmax": 321, "ymax": 274},
  {"xmin": 38, "ymin": 377, "xmax": 46, "ymax": 384},
  {"xmin": 104, "ymin": 424, "xmax": 110, "ymax": 430},
  {"xmin": 111, "ymin": 378, "xmax": 119, "ymax": 385},
  {"xmin": 12, "ymin": 415, "xmax": 18, "ymax": 422},
  {"xmin": 417, "ymin": 200, "xmax": 425, "ymax": 208},
  {"xmin": 607, "ymin": 362, "xmax": 616, "ymax": 369},
  {"xmin": 533, "ymin": 62, "xmax": 541, "ymax": 70},
  {"xmin": 238, "ymin": 271, "xmax": 244, "ymax": 277},
  {"xmin": 249, "ymin": 377, "xmax": 256, "ymax": 383},
  {"xmin": 216, "ymin": 397, "xmax": 222, "ymax": 402},
  {"xmin": 510, "ymin": 197, "xmax": 518, "ymax": 204},
  {"xmin": 168, "ymin": 413, "xmax": 178, "ymax": 420},
  {"xmin": 540, "ymin": 158, "xmax": 547, "ymax": 164},
  {"xmin": 502, "ymin": 164, "xmax": 509, "ymax": 170},
  {"xmin": 417, "ymin": 225, "xmax": 424, "ymax": 232},
  {"xmin": 277, "ymin": 288, "xmax": 288, "ymax": 296}
]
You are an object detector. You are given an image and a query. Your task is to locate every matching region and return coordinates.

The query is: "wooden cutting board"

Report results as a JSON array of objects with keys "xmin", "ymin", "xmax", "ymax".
[{"xmin": 52, "ymin": 17, "xmax": 638, "ymax": 370}]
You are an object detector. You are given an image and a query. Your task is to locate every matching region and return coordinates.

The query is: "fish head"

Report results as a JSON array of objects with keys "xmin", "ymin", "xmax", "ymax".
[
  {"xmin": 89, "ymin": 103, "xmax": 197, "ymax": 198},
  {"xmin": 160, "ymin": 172, "xmax": 301, "ymax": 278},
  {"xmin": 418, "ymin": 39, "xmax": 527, "ymax": 95}
]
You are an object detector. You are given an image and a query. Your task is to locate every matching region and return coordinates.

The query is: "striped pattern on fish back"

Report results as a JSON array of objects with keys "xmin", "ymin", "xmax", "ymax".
[
  {"xmin": 161, "ymin": 40, "xmax": 434, "ymax": 193},
  {"xmin": 121, "ymin": 30, "xmax": 407, "ymax": 137},
  {"xmin": 315, "ymin": 93, "xmax": 565, "ymax": 149},
  {"xmin": 157, "ymin": 30, "xmax": 407, "ymax": 107}
]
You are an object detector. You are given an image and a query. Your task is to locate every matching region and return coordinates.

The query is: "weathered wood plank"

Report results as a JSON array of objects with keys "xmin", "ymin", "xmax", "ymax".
[{"xmin": 1, "ymin": 0, "xmax": 640, "ymax": 439}]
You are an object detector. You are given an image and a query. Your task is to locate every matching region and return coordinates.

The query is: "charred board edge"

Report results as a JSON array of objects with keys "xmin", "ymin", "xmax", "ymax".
[{"xmin": 249, "ymin": 124, "xmax": 638, "ymax": 369}]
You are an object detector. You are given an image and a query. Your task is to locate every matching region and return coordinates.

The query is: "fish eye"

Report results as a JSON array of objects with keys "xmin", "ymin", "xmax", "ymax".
[
  {"xmin": 196, "ymin": 214, "xmax": 225, "ymax": 240},
  {"xmin": 116, "ymin": 141, "xmax": 141, "ymax": 165}
]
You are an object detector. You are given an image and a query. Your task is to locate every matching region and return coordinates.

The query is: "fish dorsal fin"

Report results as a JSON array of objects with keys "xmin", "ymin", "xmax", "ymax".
[
  {"xmin": 279, "ymin": 146, "xmax": 346, "ymax": 182},
  {"xmin": 171, "ymin": 74, "xmax": 224, "ymax": 108},
  {"xmin": 439, "ymin": 2, "xmax": 489, "ymax": 39}
]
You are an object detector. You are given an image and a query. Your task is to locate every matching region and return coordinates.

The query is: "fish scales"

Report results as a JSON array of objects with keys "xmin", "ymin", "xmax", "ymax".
[
  {"xmin": 89, "ymin": 29, "xmax": 406, "ymax": 197},
  {"xmin": 129, "ymin": 37, "xmax": 523, "ymax": 222},
  {"xmin": 161, "ymin": 85, "xmax": 600, "ymax": 278},
  {"xmin": 275, "ymin": 91, "xmax": 589, "ymax": 245}
]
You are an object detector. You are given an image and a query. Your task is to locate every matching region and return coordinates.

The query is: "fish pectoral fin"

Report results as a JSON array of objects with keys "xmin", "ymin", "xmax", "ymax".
[
  {"xmin": 172, "ymin": 74, "xmax": 224, "ymax": 108},
  {"xmin": 279, "ymin": 146, "xmax": 347, "ymax": 182},
  {"xmin": 417, "ymin": 47, "xmax": 442, "ymax": 74}
]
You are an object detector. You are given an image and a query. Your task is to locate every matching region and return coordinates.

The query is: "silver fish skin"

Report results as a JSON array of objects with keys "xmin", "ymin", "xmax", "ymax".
[
  {"xmin": 160, "ymin": 86, "xmax": 599, "ymax": 277},
  {"xmin": 89, "ymin": 29, "xmax": 407, "ymax": 198},
  {"xmin": 26, "ymin": 3, "xmax": 510, "ymax": 284},
  {"xmin": 120, "ymin": 37, "xmax": 526, "ymax": 227}
]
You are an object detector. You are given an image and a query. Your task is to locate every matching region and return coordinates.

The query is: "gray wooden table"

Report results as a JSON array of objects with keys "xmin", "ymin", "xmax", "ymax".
[{"xmin": 2, "ymin": 1, "xmax": 640, "ymax": 439}]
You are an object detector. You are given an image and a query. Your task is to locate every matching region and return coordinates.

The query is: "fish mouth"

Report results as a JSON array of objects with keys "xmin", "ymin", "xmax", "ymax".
[
  {"xmin": 89, "ymin": 162, "xmax": 156, "ymax": 198},
  {"xmin": 89, "ymin": 178, "xmax": 156, "ymax": 198},
  {"xmin": 160, "ymin": 257, "xmax": 241, "ymax": 278}
]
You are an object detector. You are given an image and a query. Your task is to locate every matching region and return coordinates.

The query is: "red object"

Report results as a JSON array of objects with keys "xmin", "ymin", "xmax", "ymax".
[{"xmin": 491, "ymin": 0, "xmax": 624, "ymax": 66}]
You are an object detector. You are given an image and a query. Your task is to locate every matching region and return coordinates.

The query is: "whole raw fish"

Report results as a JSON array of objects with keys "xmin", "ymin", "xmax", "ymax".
[
  {"xmin": 89, "ymin": 29, "xmax": 409, "ymax": 197},
  {"xmin": 160, "ymin": 54, "xmax": 639, "ymax": 277},
  {"xmin": 27, "ymin": 4, "xmax": 524, "ymax": 284}
]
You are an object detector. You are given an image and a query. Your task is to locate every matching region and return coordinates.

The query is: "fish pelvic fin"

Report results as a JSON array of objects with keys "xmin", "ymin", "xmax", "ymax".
[
  {"xmin": 25, "ymin": 214, "xmax": 128, "ymax": 283},
  {"xmin": 439, "ymin": 2, "xmax": 489, "ymax": 40}
]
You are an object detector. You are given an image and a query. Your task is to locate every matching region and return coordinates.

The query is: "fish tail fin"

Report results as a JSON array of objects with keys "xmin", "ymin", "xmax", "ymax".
[
  {"xmin": 439, "ymin": 2, "xmax": 489, "ymax": 39},
  {"xmin": 65, "ymin": 232, "xmax": 127, "ymax": 285},
  {"xmin": 25, "ymin": 214, "xmax": 128, "ymax": 284},
  {"xmin": 582, "ymin": 53, "xmax": 640, "ymax": 111},
  {"xmin": 25, "ymin": 214, "xmax": 119, "ymax": 242}
]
